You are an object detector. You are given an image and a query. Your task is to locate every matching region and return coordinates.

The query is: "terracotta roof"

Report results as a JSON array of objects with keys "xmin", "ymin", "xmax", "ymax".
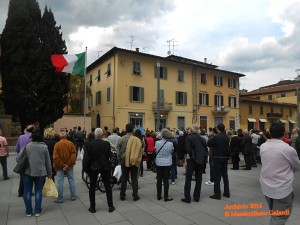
[
  {"xmin": 242, "ymin": 80, "xmax": 300, "ymax": 96},
  {"xmin": 240, "ymin": 96, "xmax": 297, "ymax": 107}
]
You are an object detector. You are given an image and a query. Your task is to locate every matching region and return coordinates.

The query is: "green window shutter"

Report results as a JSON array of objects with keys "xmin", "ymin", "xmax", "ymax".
[
  {"xmin": 220, "ymin": 77, "xmax": 223, "ymax": 86},
  {"xmin": 141, "ymin": 87, "xmax": 144, "ymax": 102},
  {"xmin": 130, "ymin": 86, "xmax": 133, "ymax": 102},
  {"xmin": 184, "ymin": 92, "xmax": 187, "ymax": 105},
  {"xmin": 199, "ymin": 93, "xmax": 202, "ymax": 105},
  {"xmin": 176, "ymin": 91, "xmax": 179, "ymax": 104},
  {"xmin": 206, "ymin": 94, "xmax": 209, "ymax": 105}
]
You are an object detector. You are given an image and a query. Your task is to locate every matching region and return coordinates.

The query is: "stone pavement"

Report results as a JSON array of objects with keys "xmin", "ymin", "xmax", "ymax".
[{"xmin": 0, "ymin": 155, "xmax": 299, "ymax": 225}]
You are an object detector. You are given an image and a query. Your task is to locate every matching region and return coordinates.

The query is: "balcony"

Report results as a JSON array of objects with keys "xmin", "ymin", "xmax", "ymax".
[
  {"xmin": 212, "ymin": 105, "xmax": 230, "ymax": 114},
  {"xmin": 266, "ymin": 112, "xmax": 282, "ymax": 119},
  {"xmin": 152, "ymin": 102, "xmax": 172, "ymax": 113}
]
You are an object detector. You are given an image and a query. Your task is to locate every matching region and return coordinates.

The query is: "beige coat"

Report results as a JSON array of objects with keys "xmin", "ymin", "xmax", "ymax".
[{"xmin": 125, "ymin": 136, "xmax": 142, "ymax": 167}]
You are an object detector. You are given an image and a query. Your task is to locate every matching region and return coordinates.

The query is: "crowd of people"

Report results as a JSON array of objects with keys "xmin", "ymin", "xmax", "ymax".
[{"xmin": 1, "ymin": 122, "xmax": 299, "ymax": 225}]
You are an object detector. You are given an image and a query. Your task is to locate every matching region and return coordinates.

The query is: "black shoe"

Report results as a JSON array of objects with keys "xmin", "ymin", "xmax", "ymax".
[
  {"xmin": 194, "ymin": 198, "xmax": 200, "ymax": 202},
  {"xmin": 109, "ymin": 206, "xmax": 115, "ymax": 212},
  {"xmin": 252, "ymin": 165, "xmax": 257, "ymax": 167},
  {"xmin": 133, "ymin": 196, "xmax": 140, "ymax": 201},
  {"xmin": 181, "ymin": 198, "xmax": 191, "ymax": 203},
  {"xmin": 4, "ymin": 177, "xmax": 10, "ymax": 180},
  {"xmin": 120, "ymin": 196, "xmax": 125, "ymax": 201},
  {"xmin": 209, "ymin": 195, "xmax": 221, "ymax": 200},
  {"xmin": 164, "ymin": 198, "xmax": 173, "ymax": 202},
  {"xmin": 88, "ymin": 208, "xmax": 96, "ymax": 213},
  {"xmin": 157, "ymin": 196, "xmax": 162, "ymax": 200},
  {"xmin": 18, "ymin": 193, "xmax": 23, "ymax": 197},
  {"xmin": 242, "ymin": 168, "xmax": 251, "ymax": 170},
  {"xmin": 223, "ymin": 193, "xmax": 230, "ymax": 198}
]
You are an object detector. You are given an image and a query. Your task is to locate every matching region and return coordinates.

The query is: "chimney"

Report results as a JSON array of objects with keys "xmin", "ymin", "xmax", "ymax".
[
  {"xmin": 136, "ymin": 48, "xmax": 139, "ymax": 52},
  {"xmin": 204, "ymin": 58, "xmax": 207, "ymax": 63}
]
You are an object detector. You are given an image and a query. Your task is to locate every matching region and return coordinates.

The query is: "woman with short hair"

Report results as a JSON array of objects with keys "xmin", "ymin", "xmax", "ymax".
[{"xmin": 155, "ymin": 128, "xmax": 174, "ymax": 201}]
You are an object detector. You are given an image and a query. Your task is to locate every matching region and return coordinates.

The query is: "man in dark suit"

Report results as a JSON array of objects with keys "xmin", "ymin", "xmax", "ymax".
[
  {"xmin": 82, "ymin": 128, "xmax": 115, "ymax": 213},
  {"xmin": 241, "ymin": 129, "xmax": 253, "ymax": 170},
  {"xmin": 207, "ymin": 123, "xmax": 230, "ymax": 200}
]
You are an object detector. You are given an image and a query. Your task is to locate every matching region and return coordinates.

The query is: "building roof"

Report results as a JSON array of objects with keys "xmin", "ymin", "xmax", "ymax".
[
  {"xmin": 87, "ymin": 47, "xmax": 245, "ymax": 77},
  {"xmin": 240, "ymin": 96, "xmax": 297, "ymax": 107},
  {"xmin": 242, "ymin": 79, "xmax": 300, "ymax": 96}
]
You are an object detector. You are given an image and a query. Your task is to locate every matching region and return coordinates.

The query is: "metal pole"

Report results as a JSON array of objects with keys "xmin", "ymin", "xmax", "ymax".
[
  {"xmin": 156, "ymin": 61, "xmax": 160, "ymax": 132},
  {"xmin": 84, "ymin": 47, "xmax": 87, "ymax": 130},
  {"xmin": 297, "ymin": 87, "xmax": 299, "ymax": 126}
]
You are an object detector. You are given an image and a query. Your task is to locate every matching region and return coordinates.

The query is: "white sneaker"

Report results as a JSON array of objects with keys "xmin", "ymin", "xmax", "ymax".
[
  {"xmin": 205, "ymin": 181, "xmax": 214, "ymax": 186},
  {"xmin": 171, "ymin": 182, "xmax": 175, "ymax": 185}
]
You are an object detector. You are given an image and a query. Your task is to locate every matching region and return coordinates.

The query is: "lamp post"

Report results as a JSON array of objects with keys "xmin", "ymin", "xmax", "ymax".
[{"xmin": 156, "ymin": 61, "xmax": 160, "ymax": 132}]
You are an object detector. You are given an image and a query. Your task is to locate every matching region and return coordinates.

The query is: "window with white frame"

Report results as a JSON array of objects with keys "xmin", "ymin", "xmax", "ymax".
[
  {"xmin": 176, "ymin": 91, "xmax": 187, "ymax": 105},
  {"xmin": 133, "ymin": 61, "xmax": 141, "ymax": 75},
  {"xmin": 97, "ymin": 70, "xmax": 101, "ymax": 82},
  {"xmin": 155, "ymin": 66, "xmax": 167, "ymax": 80},
  {"xmin": 130, "ymin": 86, "xmax": 144, "ymax": 102},
  {"xmin": 228, "ymin": 78, "xmax": 236, "ymax": 88},
  {"xmin": 228, "ymin": 96, "xmax": 236, "ymax": 107},
  {"xmin": 96, "ymin": 91, "xmax": 101, "ymax": 105},
  {"xmin": 200, "ymin": 73, "xmax": 207, "ymax": 84},
  {"xmin": 178, "ymin": 70, "xmax": 184, "ymax": 82},
  {"xmin": 199, "ymin": 93, "xmax": 209, "ymax": 106},
  {"xmin": 177, "ymin": 116, "xmax": 185, "ymax": 129},
  {"xmin": 107, "ymin": 87, "xmax": 111, "ymax": 103},
  {"xmin": 214, "ymin": 75, "xmax": 223, "ymax": 86},
  {"xmin": 214, "ymin": 94, "xmax": 223, "ymax": 106}
]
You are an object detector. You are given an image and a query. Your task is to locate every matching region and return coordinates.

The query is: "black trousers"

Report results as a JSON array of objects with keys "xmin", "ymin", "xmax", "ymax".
[
  {"xmin": 156, "ymin": 166, "xmax": 171, "ymax": 199},
  {"xmin": 231, "ymin": 152, "xmax": 240, "ymax": 169},
  {"xmin": 213, "ymin": 158, "xmax": 230, "ymax": 197},
  {"xmin": 184, "ymin": 159, "xmax": 202, "ymax": 201},
  {"xmin": 244, "ymin": 153, "xmax": 252, "ymax": 169},
  {"xmin": 120, "ymin": 165, "xmax": 139, "ymax": 198},
  {"xmin": 146, "ymin": 153, "xmax": 155, "ymax": 169},
  {"xmin": 89, "ymin": 170, "xmax": 113, "ymax": 209}
]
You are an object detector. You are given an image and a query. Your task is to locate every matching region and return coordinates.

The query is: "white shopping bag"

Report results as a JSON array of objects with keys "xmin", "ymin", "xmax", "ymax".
[
  {"xmin": 113, "ymin": 165, "xmax": 122, "ymax": 181},
  {"xmin": 80, "ymin": 148, "xmax": 84, "ymax": 160}
]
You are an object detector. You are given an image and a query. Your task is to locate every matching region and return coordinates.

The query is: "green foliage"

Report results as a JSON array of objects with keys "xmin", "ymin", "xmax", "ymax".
[{"xmin": 0, "ymin": 0, "xmax": 69, "ymax": 131}]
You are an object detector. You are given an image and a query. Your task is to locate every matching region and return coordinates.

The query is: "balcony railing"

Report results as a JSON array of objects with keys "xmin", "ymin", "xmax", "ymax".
[
  {"xmin": 212, "ymin": 105, "xmax": 230, "ymax": 114},
  {"xmin": 152, "ymin": 102, "xmax": 172, "ymax": 113},
  {"xmin": 266, "ymin": 112, "xmax": 282, "ymax": 119}
]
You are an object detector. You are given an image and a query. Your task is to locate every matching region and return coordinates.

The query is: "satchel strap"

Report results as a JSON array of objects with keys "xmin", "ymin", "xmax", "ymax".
[{"xmin": 156, "ymin": 140, "xmax": 168, "ymax": 157}]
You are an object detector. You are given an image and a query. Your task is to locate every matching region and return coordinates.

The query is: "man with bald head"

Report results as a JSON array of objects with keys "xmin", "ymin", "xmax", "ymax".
[{"xmin": 53, "ymin": 128, "xmax": 77, "ymax": 203}]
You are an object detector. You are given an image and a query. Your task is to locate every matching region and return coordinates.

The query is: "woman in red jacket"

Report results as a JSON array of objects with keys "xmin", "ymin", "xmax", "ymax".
[{"xmin": 145, "ymin": 131, "xmax": 155, "ymax": 170}]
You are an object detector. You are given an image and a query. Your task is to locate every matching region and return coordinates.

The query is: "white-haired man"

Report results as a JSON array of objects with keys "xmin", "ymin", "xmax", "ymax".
[{"xmin": 83, "ymin": 128, "xmax": 115, "ymax": 213}]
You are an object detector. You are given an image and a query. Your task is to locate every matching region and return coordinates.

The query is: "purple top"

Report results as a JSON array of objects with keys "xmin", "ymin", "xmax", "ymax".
[{"xmin": 16, "ymin": 132, "xmax": 32, "ymax": 154}]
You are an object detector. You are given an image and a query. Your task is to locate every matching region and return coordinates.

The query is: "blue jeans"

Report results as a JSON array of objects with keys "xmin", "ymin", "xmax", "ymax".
[
  {"xmin": 56, "ymin": 167, "xmax": 77, "ymax": 201},
  {"xmin": 23, "ymin": 175, "xmax": 45, "ymax": 214},
  {"xmin": 0, "ymin": 156, "xmax": 8, "ymax": 178}
]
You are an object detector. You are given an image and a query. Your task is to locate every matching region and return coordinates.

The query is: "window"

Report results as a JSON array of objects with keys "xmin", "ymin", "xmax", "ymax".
[
  {"xmin": 280, "ymin": 93, "xmax": 286, "ymax": 97},
  {"xmin": 228, "ymin": 96, "xmax": 236, "ymax": 107},
  {"xmin": 200, "ymin": 73, "xmax": 207, "ymax": 84},
  {"xmin": 260, "ymin": 106, "xmax": 264, "ymax": 115},
  {"xmin": 96, "ymin": 91, "xmax": 101, "ymax": 105},
  {"xmin": 154, "ymin": 66, "xmax": 167, "ymax": 80},
  {"xmin": 159, "ymin": 89, "xmax": 165, "ymax": 102},
  {"xmin": 268, "ymin": 95, "xmax": 272, "ymax": 100},
  {"xmin": 133, "ymin": 61, "xmax": 141, "ymax": 75},
  {"xmin": 89, "ymin": 74, "xmax": 92, "ymax": 86},
  {"xmin": 107, "ymin": 87, "xmax": 111, "ymax": 103},
  {"xmin": 256, "ymin": 96, "xmax": 260, "ymax": 100},
  {"xmin": 88, "ymin": 95, "xmax": 93, "ymax": 108},
  {"xmin": 97, "ymin": 70, "xmax": 101, "ymax": 82},
  {"xmin": 130, "ymin": 86, "xmax": 144, "ymax": 102},
  {"xmin": 228, "ymin": 78, "xmax": 236, "ymax": 88},
  {"xmin": 178, "ymin": 70, "xmax": 184, "ymax": 82},
  {"xmin": 249, "ymin": 105, "xmax": 252, "ymax": 114},
  {"xmin": 199, "ymin": 93, "xmax": 209, "ymax": 106},
  {"xmin": 200, "ymin": 116, "xmax": 207, "ymax": 130},
  {"xmin": 176, "ymin": 91, "xmax": 187, "ymax": 105},
  {"xmin": 177, "ymin": 116, "xmax": 185, "ymax": 129},
  {"xmin": 105, "ymin": 63, "xmax": 111, "ymax": 76},
  {"xmin": 214, "ymin": 94, "xmax": 223, "ymax": 106},
  {"xmin": 214, "ymin": 75, "xmax": 223, "ymax": 86},
  {"xmin": 129, "ymin": 113, "xmax": 144, "ymax": 128},
  {"xmin": 229, "ymin": 118, "xmax": 236, "ymax": 130}
]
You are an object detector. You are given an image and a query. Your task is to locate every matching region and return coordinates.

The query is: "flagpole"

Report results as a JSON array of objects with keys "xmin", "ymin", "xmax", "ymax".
[{"xmin": 84, "ymin": 47, "xmax": 87, "ymax": 132}]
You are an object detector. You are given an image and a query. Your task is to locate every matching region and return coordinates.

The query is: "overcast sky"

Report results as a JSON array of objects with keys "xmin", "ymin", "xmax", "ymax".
[{"xmin": 1, "ymin": 0, "xmax": 300, "ymax": 91}]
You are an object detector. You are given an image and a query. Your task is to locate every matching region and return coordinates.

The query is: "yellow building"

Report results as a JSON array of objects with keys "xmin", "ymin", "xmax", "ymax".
[
  {"xmin": 240, "ymin": 79, "xmax": 299, "ymax": 132},
  {"xmin": 86, "ymin": 47, "xmax": 245, "ymax": 131}
]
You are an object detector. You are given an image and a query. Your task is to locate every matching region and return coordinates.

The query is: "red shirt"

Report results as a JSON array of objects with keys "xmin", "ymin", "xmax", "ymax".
[{"xmin": 145, "ymin": 137, "xmax": 155, "ymax": 153}]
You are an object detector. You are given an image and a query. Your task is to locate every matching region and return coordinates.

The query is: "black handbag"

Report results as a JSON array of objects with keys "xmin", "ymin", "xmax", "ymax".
[{"xmin": 13, "ymin": 147, "xmax": 29, "ymax": 174}]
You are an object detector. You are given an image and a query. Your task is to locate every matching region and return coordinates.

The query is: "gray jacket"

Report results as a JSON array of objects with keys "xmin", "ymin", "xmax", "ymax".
[{"xmin": 18, "ymin": 142, "xmax": 52, "ymax": 177}]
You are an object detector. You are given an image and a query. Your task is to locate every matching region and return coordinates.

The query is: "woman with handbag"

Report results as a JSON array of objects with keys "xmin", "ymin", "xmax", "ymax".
[
  {"xmin": 154, "ymin": 129, "xmax": 174, "ymax": 202},
  {"xmin": 18, "ymin": 131, "xmax": 52, "ymax": 217}
]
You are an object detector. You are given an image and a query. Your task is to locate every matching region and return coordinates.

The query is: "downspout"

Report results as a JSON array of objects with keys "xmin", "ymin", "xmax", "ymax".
[{"xmin": 113, "ymin": 55, "xmax": 116, "ymax": 128}]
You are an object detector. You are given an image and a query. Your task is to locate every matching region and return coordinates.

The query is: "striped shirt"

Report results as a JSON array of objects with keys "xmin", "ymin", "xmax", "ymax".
[{"xmin": 155, "ymin": 139, "xmax": 173, "ymax": 166}]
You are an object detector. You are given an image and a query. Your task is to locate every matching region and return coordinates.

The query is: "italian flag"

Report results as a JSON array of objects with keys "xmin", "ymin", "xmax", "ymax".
[{"xmin": 51, "ymin": 52, "xmax": 86, "ymax": 76}]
